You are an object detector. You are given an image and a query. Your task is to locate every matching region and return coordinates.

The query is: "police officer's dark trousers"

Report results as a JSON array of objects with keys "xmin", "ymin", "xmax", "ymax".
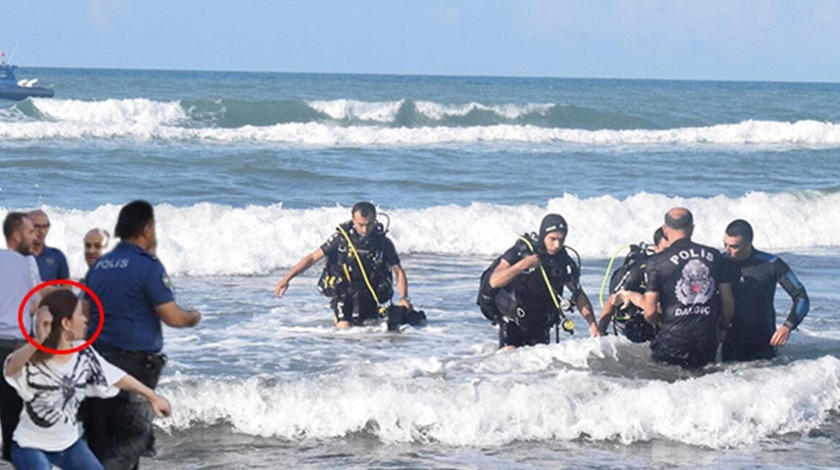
[{"xmin": 82, "ymin": 343, "xmax": 166, "ymax": 470}]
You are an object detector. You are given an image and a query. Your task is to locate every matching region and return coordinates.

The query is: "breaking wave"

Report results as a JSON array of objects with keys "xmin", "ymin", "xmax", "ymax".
[
  {"xmin": 5, "ymin": 190, "xmax": 838, "ymax": 277},
  {"xmin": 1, "ymin": 98, "xmax": 840, "ymax": 147}
]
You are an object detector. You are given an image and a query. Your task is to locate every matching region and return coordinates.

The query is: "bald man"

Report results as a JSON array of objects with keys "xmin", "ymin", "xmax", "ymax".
[
  {"xmin": 641, "ymin": 207, "xmax": 736, "ymax": 368},
  {"xmin": 83, "ymin": 228, "xmax": 111, "ymax": 268}
]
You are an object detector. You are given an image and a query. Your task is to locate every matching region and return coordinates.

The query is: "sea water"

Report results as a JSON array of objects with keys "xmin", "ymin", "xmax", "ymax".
[{"xmin": 1, "ymin": 69, "xmax": 839, "ymax": 469}]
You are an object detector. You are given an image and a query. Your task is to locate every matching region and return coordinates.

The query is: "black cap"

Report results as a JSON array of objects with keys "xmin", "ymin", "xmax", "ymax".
[{"xmin": 539, "ymin": 214, "xmax": 568, "ymax": 239}]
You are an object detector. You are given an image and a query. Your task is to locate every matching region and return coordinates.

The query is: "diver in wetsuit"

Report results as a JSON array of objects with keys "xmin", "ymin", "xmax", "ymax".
[
  {"xmin": 640, "ymin": 208, "xmax": 736, "ymax": 368},
  {"xmin": 597, "ymin": 227, "xmax": 670, "ymax": 342},
  {"xmin": 478, "ymin": 214, "xmax": 600, "ymax": 350},
  {"xmin": 721, "ymin": 219, "xmax": 809, "ymax": 361},
  {"xmin": 275, "ymin": 202, "xmax": 420, "ymax": 329}
]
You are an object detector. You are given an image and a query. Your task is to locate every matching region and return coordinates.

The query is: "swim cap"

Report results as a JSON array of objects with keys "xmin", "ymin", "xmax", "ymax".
[{"xmin": 539, "ymin": 214, "xmax": 568, "ymax": 239}]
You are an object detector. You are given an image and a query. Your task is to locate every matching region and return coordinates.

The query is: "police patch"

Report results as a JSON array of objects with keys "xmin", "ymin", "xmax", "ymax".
[
  {"xmin": 675, "ymin": 259, "xmax": 714, "ymax": 305},
  {"xmin": 162, "ymin": 273, "xmax": 174, "ymax": 292}
]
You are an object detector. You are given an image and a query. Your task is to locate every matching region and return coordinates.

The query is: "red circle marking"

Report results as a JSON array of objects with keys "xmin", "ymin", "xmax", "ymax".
[{"xmin": 17, "ymin": 279, "xmax": 105, "ymax": 355}]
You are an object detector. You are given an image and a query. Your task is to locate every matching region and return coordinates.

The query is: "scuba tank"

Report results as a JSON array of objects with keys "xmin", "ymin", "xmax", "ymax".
[
  {"xmin": 477, "ymin": 256, "xmax": 503, "ymax": 323},
  {"xmin": 600, "ymin": 243, "xmax": 657, "ymax": 343}
]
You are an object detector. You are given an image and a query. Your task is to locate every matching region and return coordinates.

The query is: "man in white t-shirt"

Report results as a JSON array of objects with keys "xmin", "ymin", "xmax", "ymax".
[{"xmin": 0, "ymin": 212, "xmax": 41, "ymax": 463}]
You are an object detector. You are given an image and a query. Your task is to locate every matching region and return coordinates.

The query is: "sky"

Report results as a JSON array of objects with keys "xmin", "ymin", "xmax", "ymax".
[{"xmin": 3, "ymin": 0, "xmax": 840, "ymax": 82}]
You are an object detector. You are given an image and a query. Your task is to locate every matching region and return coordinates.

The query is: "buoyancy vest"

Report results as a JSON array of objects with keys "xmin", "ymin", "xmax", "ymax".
[
  {"xmin": 318, "ymin": 221, "xmax": 394, "ymax": 302},
  {"xmin": 478, "ymin": 234, "xmax": 576, "ymax": 332}
]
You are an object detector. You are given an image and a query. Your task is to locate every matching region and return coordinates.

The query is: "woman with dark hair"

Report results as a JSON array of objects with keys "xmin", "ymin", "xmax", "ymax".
[{"xmin": 3, "ymin": 289, "xmax": 170, "ymax": 470}]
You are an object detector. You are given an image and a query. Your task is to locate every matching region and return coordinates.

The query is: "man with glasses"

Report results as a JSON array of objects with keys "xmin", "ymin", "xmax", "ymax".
[
  {"xmin": 274, "ymin": 201, "xmax": 414, "ymax": 328},
  {"xmin": 721, "ymin": 219, "xmax": 809, "ymax": 361},
  {"xmin": 27, "ymin": 210, "xmax": 69, "ymax": 281}
]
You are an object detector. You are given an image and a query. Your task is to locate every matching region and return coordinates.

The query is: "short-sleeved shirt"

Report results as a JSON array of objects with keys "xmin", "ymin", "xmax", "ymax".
[
  {"xmin": 0, "ymin": 250, "xmax": 41, "ymax": 339},
  {"xmin": 645, "ymin": 238, "xmax": 737, "ymax": 361},
  {"xmin": 320, "ymin": 227, "xmax": 401, "ymax": 284},
  {"xmin": 34, "ymin": 246, "xmax": 70, "ymax": 281},
  {"xmin": 3, "ymin": 346, "xmax": 126, "ymax": 452},
  {"xmin": 85, "ymin": 241, "xmax": 175, "ymax": 352}
]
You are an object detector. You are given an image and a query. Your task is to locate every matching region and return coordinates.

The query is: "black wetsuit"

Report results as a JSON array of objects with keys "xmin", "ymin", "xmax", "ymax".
[
  {"xmin": 495, "ymin": 239, "xmax": 579, "ymax": 348},
  {"xmin": 722, "ymin": 249, "xmax": 809, "ymax": 361},
  {"xmin": 645, "ymin": 238, "xmax": 736, "ymax": 367},
  {"xmin": 320, "ymin": 223, "xmax": 400, "ymax": 324}
]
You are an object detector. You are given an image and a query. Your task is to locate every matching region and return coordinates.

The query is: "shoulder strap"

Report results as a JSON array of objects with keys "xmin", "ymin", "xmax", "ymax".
[
  {"xmin": 517, "ymin": 235, "xmax": 574, "ymax": 333},
  {"xmin": 336, "ymin": 225, "xmax": 388, "ymax": 317}
]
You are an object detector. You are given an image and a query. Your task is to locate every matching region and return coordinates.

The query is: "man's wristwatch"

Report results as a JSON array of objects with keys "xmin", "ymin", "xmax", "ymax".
[{"xmin": 400, "ymin": 296, "xmax": 411, "ymax": 303}]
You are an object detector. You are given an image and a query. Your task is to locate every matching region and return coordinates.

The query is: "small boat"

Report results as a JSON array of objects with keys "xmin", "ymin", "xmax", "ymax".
[{"xmin": 0, "ymin": 62, "xmax": 54, "ymax": 101}]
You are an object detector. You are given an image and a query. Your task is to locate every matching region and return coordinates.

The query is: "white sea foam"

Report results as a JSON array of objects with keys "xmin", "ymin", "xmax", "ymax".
[
  {"xmin": 307, "ymin": 99, "xmax": 553, "ymax": 122},
  {"xmin": 156, "ymin": 355, "xmax": 840, "ymax": 447},
  {"xmin": 308, "ymin": 99, "xmax": 405, "ymax": 122},
  {"xmin": 7, "ymin": 191, "xmax": 838, "ymax": 278},
  {"xmin": 5, "ymin": 118, "xmax": 840, "ymax": 147},
  {"xmin": 32, "ymin": 98, "xmax": 186, "ymax": 125},
  {"xmin": 412, "ymin": 101, "xmax": 554, "ymax": 120},
  {"xmin": 3, "ymin": 99, "xmax": 840, "ymax": 147}
]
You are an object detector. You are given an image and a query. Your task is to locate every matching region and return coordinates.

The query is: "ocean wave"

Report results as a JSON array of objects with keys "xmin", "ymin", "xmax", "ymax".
[
  {"xmin": 308, "ymin": 99, "xmax": 556, "ymax": 123},
  {"xmin": 7, "ymin": 191, "xmax": 838, "ymax": 277},
  {"xmin": 0, "ymin": 98, "xmax": 838, "ymax": 147},
  {"xmin": 3, "ymin": 117, "xmax": 840, "ymax": 148},
  {"xmin": 30, "ymin": 97, "xmax": 187, "ymax": 125},
  {"xmin": 156, "ymin": 355, "xmax": 840, "ymax": 447}
]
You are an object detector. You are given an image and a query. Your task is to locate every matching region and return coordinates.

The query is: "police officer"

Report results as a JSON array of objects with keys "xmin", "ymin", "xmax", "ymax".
[
  {"xmin": 83, "ymin": 200, "xmax": 201, "ymax": 469},
  {"xmin": 274, "ymin": 201, "xmax": 413, "ymax": 328},
  {"xmin": 27, "ymin": 209, "xmax": 70, "ymax": 281},
  {"xmin": 485, "ymin": 214, "xmax": 599, "ymax": 350},
  {"xmin": 641, "ymin": 207, "xmax": 736, "ymax": 368},
  {"xmin": 721, "ymin": 219, "xmax": 809, "ymax": 361}
]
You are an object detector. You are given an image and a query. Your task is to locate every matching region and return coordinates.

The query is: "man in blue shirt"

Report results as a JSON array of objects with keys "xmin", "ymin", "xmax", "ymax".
[
  {"xmin": 83, "ymin": 200, "xmax": 201, "ymax": 469},
  {"xmin": 722, "ymin": 219, "xmax": 809, "ymax": 361},
  {"xmin": 27, "ymin": 209, "xmax": 69, "ymax": 281}
]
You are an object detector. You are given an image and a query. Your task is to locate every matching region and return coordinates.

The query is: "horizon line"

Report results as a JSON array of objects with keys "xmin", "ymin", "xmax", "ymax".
[{"xmin": 13, "ymin": 64, "xmax": 840, "ymax": 86}]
